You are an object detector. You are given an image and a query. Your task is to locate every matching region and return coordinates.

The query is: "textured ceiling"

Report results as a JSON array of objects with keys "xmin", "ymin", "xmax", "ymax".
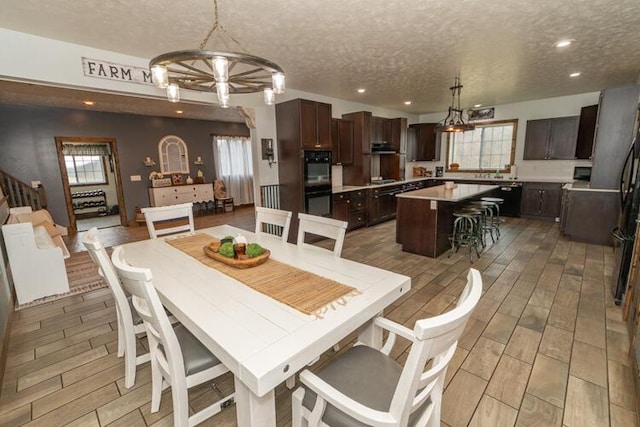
[{"xmin": 1, "ymin": 0, "xmax": 640, "ymax": 116}]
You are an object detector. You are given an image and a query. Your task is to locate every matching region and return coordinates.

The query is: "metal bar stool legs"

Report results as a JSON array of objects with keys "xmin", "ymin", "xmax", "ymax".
[
  {"xmin": 449, "ymin": 213, "xmax": 481, "ymax": 263},
  {"xmin": 481, "ymin": 197, "xmax": 504, "ymax": 239}
]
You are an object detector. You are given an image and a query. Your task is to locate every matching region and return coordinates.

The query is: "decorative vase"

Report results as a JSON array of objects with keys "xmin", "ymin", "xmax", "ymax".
[{"xmin": 186, "ymin": 176, "xmax": 194, "ymax": 184}]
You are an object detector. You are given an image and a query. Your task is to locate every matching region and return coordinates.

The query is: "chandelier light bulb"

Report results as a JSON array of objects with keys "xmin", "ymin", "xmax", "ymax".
[
  {"xmin": 219, "ymin": 94, "xmax": 230, "ymax": 108},
  {"xmin": 216, "ymin": 82, "xmax": 230, "ymax": 99},
  {"xmin": 212, "ymin": 56, "xmax": 229, "ymax": 82},
  {"xmin": 151, "ymin": 65, "xmax": 169, "ymax": 89},
  {"xmin": 166, "ymin": 83, "xmax": 180, "ymax": 103},
  {"xmin": 272, "ymin": 73, "xmax": 286, "ymax": 94},
  {"xmin": 264, "ymin": 88, "xmax": 275, "ymax": 105}
]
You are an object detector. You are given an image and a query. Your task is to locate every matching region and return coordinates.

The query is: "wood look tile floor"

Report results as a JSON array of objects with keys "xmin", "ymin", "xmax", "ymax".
[{"xmin": 1, "ymin": 206, "xmax": 637, "ymax": 426}]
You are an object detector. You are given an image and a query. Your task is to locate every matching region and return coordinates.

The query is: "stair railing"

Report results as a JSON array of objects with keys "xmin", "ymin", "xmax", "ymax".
[{"xmin": 0, "ymin": 168, "xmax": 47, "ymax": 210}]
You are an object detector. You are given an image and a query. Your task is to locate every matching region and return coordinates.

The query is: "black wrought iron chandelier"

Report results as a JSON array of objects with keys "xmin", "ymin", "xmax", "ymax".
[
  {"xmin": 436, "ymin": 76, "xmax": 475, "ymax": 133},
  {"xmin": 149, "ymin": 0, "xmax": 285, "ymax": 108}
]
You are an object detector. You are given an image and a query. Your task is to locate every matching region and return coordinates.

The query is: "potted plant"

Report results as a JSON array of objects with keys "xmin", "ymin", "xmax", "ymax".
[{"xmin": 149, "ymin": 171, "xmax": 171, "ymax": 187}]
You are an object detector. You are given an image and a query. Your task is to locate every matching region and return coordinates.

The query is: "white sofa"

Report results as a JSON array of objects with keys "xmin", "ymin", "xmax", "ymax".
[{"xmin": 2, "ymin": 208, "xmax": 70, "ymax": 304}]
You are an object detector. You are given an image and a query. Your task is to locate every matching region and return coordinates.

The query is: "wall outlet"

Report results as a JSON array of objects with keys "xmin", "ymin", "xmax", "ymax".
[
  {"xmin": 31, "ymin": 180, "xmax": 41, "ymax": 188},
  {"xmin": 430, "ymin": 200, "xmax": 437, "ymax": 210},
  {"xmin": 130, "ymin": 175, "xmax": 141, "ymax": 182}
]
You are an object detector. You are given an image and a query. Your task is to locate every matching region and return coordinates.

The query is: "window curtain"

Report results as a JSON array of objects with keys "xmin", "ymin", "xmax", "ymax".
[
  {"xmin": 212, "ymin": 136, "xmax": 254, "ymax": 205},
  {"xmin": 62, "ymin": 143, "xmax": 111, "ymax": 156}
]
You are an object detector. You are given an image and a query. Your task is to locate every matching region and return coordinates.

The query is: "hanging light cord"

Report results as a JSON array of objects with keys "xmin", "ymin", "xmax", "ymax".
[{"xmin": 198, "ymin": 0, "xmax": 249, "ymax": 53}]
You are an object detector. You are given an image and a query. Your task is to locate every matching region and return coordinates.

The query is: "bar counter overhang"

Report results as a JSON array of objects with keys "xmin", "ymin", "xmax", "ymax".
[{"xmin": 395, "ymin": 184, "xmax": 499, "ymax": 258}]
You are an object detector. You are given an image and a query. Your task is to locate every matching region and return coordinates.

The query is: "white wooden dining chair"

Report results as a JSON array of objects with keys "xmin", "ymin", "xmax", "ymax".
[
  {"xmin": 297, "ymin": 212, "xmax": 347, "ymax": 257},
  {"xmin": 255, "ymin": 206, "xmax": 292, "ymax": 242},
  {"xmin": 141, "ymin": 202, "xmax": 194, "ymax": 239},
  {"xmin": 292, "ymin": 268, "xmax": 483, "ymax": 427},
  {"xmin": 111, "ymin": 246, "xmax": 234, "ymax": 427},
  {"xmin": 82, "ymin": 227, "xmax": 149, "ymax": 389}
]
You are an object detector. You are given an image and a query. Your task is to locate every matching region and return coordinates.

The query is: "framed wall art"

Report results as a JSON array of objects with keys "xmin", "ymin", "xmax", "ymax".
[
  {"xmin": 468, "ymin": 107, "xmax": 495, "ymax": 121},
  {"xmin": 171, "ymin": 173, "xmax": 183, "ymax": 186}
]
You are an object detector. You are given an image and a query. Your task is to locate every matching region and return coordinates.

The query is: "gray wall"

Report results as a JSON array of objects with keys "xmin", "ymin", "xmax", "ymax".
[{"xmin": 0, "ymin": 104, "xmax": 249, "ymax": 226}]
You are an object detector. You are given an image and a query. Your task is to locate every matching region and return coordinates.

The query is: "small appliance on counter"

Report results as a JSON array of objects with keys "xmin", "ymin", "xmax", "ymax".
[{"xmin": 435, "ymin": 166, "xmax": 444, "ymax": 177}]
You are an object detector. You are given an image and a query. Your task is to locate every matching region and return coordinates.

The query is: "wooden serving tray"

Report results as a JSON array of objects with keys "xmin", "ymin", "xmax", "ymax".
[{"xmin": 202, "ymin": 245, "xmax": 271, "ymax": 269}]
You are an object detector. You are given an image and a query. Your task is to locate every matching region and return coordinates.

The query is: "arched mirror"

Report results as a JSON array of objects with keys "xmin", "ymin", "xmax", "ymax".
[{"xmin": 158, "ymin": 135, "xmax": 190, "ymax": 174}]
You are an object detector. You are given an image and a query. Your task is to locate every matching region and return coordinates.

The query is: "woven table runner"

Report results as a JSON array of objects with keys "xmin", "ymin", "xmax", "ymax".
[{"xmin": 165, "ymin": 233, "xmax": 357, "ymax": 316}]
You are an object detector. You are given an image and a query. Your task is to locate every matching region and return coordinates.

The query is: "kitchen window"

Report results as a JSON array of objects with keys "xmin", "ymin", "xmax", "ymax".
[
  {"xmin": 64, "ymin": 155, "xmax": 107, "ymax": 185},
  {"xmin": 446, "ymin": 119, "xmax": 518, "ymax": 172}
]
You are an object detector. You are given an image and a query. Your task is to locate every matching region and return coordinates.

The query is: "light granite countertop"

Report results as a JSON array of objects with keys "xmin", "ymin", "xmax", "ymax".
[
  {"xmin": 332, "ymin": 176, "xmax": 572, "ymax": 194},
  {"xmin": 396, "ymin": 184, "xmax": 499, "ymax": 202}
]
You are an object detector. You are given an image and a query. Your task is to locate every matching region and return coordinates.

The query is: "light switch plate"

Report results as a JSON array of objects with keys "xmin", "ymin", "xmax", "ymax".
[{"xmin": 130, "ymin": 175, "xmax": 141, "ymax": 181}]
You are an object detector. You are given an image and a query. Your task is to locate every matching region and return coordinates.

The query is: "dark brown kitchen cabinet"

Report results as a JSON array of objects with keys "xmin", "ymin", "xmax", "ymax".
[
  {"xmin": 297, "ymin": 99, "xmax": 332, "ymax": 150},
  {"xmin": 331, "ymin": 118, "xmax": 354, "ymax": 166},
  {"xmin": 332, "ymin": 193, "xmax": 349, "ymax": 223},
  {"xmin": 575, "ymin": 104, "xmax": 598, "ymax": 160},
  {"xmin": 368, "ymin": 187, "xmax": 398, "ymax": 225},
  {"xmin": 333, "ymin": 190, "xmax": 367, "ymax": 231},
  {"xmin": 277, "ymin": 98, "xmax": 332, "ymax": 151},
  {"xmin": 409, "ymin": 123, "xmax": 440, "ymax": 161},
  {"xmin": 341, "ymin": 111, "xmax": 372, "ymax": 185},
  {"xmin": 386, "ymin": 117, "xmax": 407, "ymax": 153},
  {"xmin": 521, "ymin": 182, "xmax": 562, "ymax": 218},
  {"xmin": 523, "ymin": 116, "xmax": 579, "ymax": 160},
  {"xmin": 371, "ymin": 116, "xmax": 387, "ymax": 143}
]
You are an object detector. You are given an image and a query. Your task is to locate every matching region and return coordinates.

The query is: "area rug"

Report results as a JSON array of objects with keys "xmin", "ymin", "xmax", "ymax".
[{"xmin": 15, "ymin": 250, "xmax": 108, "ymax": 310}]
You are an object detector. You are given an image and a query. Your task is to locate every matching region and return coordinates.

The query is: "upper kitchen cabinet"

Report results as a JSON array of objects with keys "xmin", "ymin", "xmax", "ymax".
[
  {"xmin": 409, "ymin": 123, "xmax": 440, "ymax": 161},
  {"xmin": 331, "ymin": 118, "xmax": 355, "ymax": 166},
  {"xmin": 575, "ymin": 104, "xmax": 598, "ymax": 160},
  {"xmin": 523, "ymin": 116, "xmax": 579, "ymax": 160},
  {"xmin": 277, "ymin": 98, "xmax": 332, "ymax": 150},
  {"xmin": 341, "ymin": 111, "xmax": 372, "ymax": 185},
  {"xmin": 370, "ymin": 116, "xmax": 387, "ymax": 143},
  {"xmin": 386, "ymin": 117, "xmax": 407, "ymax": 153}
]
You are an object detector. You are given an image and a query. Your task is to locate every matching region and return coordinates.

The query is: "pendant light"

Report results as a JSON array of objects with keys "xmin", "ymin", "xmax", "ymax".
[{"xmin": 436, "ymin": 76, "xmax": 475, "ymax": 133}]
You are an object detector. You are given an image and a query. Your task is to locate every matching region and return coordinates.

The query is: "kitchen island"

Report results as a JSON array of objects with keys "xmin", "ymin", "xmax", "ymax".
[{"xmin": 396, "ymin": 184, "xmax": 499, "ymax": 257}]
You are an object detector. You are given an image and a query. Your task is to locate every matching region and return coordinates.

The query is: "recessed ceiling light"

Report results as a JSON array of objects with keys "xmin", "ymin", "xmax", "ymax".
[
  {"xmin": 474, "ymin": 104, "xmax": 482, "ymax": 108},
  {"xmin": 83, "ymin": 100, "xmax": 95, "ymax": 106},
  {"xmin": 404, "ymin": 101, "xmax": 412, "ymax": 105},
  {"xmin": 176, "ymin": 110, "xmax": 184, "ymax": 114},
  {"xmin": 555, "ymin": 39, "xmax": 573, "ymax": 48},
  {"xmin": 357, "ymin": 88, "xmax": 366, "ymax": 93},
  {"xmin": 569, "ymin": 72, "xmax": 581, "ymax": 77}
]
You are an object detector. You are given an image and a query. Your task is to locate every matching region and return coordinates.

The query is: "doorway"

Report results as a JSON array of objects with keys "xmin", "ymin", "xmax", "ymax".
[{"xmin": 55, "ymin": 137, "xmax": 127, "ymax": 234}]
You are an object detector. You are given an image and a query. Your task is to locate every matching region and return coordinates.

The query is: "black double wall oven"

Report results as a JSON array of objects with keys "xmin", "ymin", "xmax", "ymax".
[{"xmin": 303, "ymin": 150, "xmax": 332, "ymax": 217}]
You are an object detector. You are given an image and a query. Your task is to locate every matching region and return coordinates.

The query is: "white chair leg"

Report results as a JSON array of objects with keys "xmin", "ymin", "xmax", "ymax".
[
  {"xmin": 150, "ymin": 360, "xmax": 163, "ymax": 412},
  {"xmin": 427, "ymin": 377, "xmax": 444, "ymax": 427},
  {"xmin": 116, "ymin": 315, "xmax": 125, "ymax": 358},
  {"xmin": 171, "ymin": 379, "xmax": 190, "ymax": 427},
  {"xmin": 292, "ymin": 388, "xmax": 305, "ymax": 427},
  {"xmin": 123, "ymin": 334, "xmax": 138, "ymax": 388},
  {"xmin": 286, "ymin": 374, "xmax": 296, "ymax": 389}
]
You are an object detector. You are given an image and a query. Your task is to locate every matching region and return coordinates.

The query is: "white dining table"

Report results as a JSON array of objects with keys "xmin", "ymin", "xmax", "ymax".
[{"xmin": 117, "ymin": 225, "xmax": 411, "ymax": 427}]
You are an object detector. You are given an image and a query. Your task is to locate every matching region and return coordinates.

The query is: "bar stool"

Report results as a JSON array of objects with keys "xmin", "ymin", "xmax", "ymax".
[
  {"xmin": 469, "ymin": 201, "xmax": 497, "ymax": 244},
  {"xmin": 481, "ymin": 197, "xmax": 504, "ymax": 239},
  {"xmin": 449, "ymin": 211, "xmax": 481, "ymax": 262}
]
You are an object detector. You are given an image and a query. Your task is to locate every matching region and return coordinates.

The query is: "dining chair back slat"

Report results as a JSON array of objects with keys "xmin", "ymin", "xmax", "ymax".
[
  {"xmin": 141, "ymin": 203, "xmax": 194, "ymax": 239},
  {"xmin": 255, "ymin": 206, "xmax": 292, "ymax": 242},
  {"xmin": 297, "ymin": 212, "xmax": 347, "ymax": 257}
]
